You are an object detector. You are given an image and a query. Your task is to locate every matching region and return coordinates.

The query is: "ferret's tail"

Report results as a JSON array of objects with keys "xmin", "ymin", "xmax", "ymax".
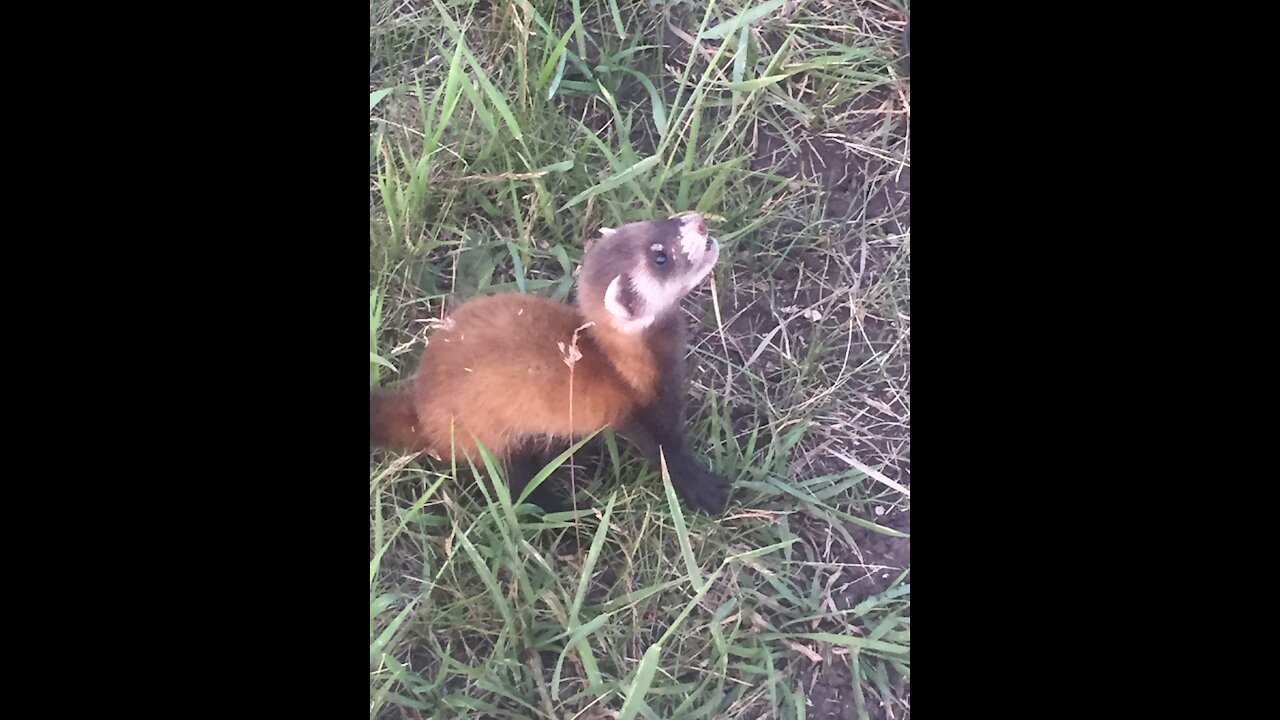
[{"xmin": 370, "ymin": 384, "xmax": 426, "ymax": 450}]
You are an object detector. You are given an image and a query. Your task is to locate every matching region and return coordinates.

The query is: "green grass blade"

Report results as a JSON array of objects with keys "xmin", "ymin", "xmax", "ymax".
[
  {"xmin": 370, "ymin": 598, "xmax": 418, "ymax": 667},
  {"xmin": 727, "ymin": 74, "xmax": 792, "ymax": 91},
  {"xmin": 551, "ymin": 610, "xmax": 608, "ymax": 696},
  {"xmin": 732, "ymin": 22, "xmax": 749, "ymax": 108},
  {"xmin": 370, "ymin": 287, "xmax": 387, "ymax": 386},
  {"xmin": 370, "ymin": 87, "xmax": 395, "ymax": 112},
  {"xmin": 592, "ymin": 579, "xmax": 683, "ymax": 613},
  {"xmin": 369, "ymin": 351, "xmax": 396, "ymax": 372},
  {"xmin": 547, "ymin": 49, "xmax": 569, "ymax": 100},
  {"xmin": 605, "ymin": 0, "xmax": 626, "ymax": 38},
  {"xmin": 676, "ymin": 93, "xmax": 705, "ymax": 209},
  {"xmin": 552, "ymin": 491, "xmax": 616, "ymax": 696},
  {"xmin": 560, "ymin": 154, "xmax": 660, "ymax": 211},
  {"xmin": 533, "ymin": 159, "xmax": 574, "ymax": 174},
  {"xmin": 538, "ymin": 20, "xmax": 580, "ymax": 93},
  {"xmin": 570, "ymin": 491, "xmax": 616, "ymax": 618},
  {"xmin": 455, "ymin": 73, "xmax": 497, "ymax": 135},
  {"xmin": 618, "ymin": 643, "xmax": 662, "ymax": 720},
  {"xmin": 725, "ymin": 538, "xmax": 797, "ymax": 564},
  {"xmin": 427, "ymin": 0, "xmax": 522, "ymax": 142},
  {"xmin": 506, "ymin": 241, "xmax": 527, "ymax": 293},
  {"xmin": 764, "ymin": 632, "xmax": 909, "ymax": 656},
  {"xmin": 570, "ymin": 0, "xmax": 587, "ymax": 62},
  {"xmin": 618, "ymin": 69, "xmax": 668, "ymax": 137},
  {"xmin": 702, "ymin": 0, "xmax": 789, "ymax": 40},
  {"xmin": 659, "ymin": 450, "xmax": 703, "ymax": 589},
  {"xmin": 516, "ymin": 429, "xmax": 601, "ymax": 505},
  {"xmin": 465, "ymin": 50, "xmax": 523, "ymax": 142},
  {"xmin": 433, "ymin": 41, "xmax": 467, "ymax": 147},
  {"xmin": 451, "ymin": 515, "xmax": 516, "ymax": 628}
]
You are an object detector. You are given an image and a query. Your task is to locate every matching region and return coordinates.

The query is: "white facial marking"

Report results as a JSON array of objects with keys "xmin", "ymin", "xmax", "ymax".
[
  {"xmin": 677, "ymin": 213, "xmax": 708, "ymax": 262},
  {"xmin": 599, "ymin": 227, "xmax": 616, "ymax": 237},
  {"xmin": 682, "ymin": 237, "xmax": 719, "ymax": 293},
  {"xmin": 603, "ymin": 275, "xmax": 633, "ymax": 319},
  {"xmin": 604, "ymin": 274, "xmax": 654, "ymax": 333},
  {"xmin": 650, "ymin": 243, "xmax": 664, "ymax": 252},
  {"xmin": 631, "ymin": 267, "xmax": 688, "ymax": 320}
]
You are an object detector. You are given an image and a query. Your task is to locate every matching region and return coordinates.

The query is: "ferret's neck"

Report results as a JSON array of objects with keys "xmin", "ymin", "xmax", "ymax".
[
  {"xmin": 585, "ymin": 313, "xmax": 683, "ymax": 404},
  {"xmin": 588, "ymin": 320, "xmax": 657, "ymax": 403}
]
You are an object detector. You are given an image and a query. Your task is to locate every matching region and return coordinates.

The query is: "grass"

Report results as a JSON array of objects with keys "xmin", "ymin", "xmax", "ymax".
[{"xmin": 369, "ymin": 0, "xmax": 910, "ymax": 717}]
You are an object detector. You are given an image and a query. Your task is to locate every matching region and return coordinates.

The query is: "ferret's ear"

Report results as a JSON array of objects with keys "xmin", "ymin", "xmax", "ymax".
[
  {"xmin": 598, "ymin": 227, "xmax": 616, "ymax": 238},
  {"xmin": 604, "ymin": 274, "xmax": 639, "ymax": 321}
]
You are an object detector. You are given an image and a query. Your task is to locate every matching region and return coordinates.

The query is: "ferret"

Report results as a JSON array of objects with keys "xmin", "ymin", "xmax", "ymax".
[{"xmin": 370, "ymin": 213, "xmax": 732, "ymax": 514}]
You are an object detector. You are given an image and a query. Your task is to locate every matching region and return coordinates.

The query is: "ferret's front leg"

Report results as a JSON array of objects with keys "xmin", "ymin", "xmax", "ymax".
[
  {"xmin": 504, "ymin": 445, "xmax": 570, "ymax": 513},
  {"xmin": 623, "ymin": 408, "xmax": 731, "ymax": 515}
]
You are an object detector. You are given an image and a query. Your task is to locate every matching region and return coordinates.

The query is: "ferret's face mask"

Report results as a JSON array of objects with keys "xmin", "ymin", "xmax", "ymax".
[{"xmin": 595, "ymin": 213, "xmax": 719, "ymax": 333}]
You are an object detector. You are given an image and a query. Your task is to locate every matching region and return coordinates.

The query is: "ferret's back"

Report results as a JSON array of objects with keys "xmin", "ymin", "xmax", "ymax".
[{"xmin": 411, "ymin": 293, "xmax": 636, "ymax": 458}]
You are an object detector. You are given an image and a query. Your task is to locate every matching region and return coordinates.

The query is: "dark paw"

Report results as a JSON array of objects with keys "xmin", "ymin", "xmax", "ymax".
[
  {"xmin": 518, "ymin": 480, "xmax": 571, "ymax": 513},
  {"xmin": 680, "ymin": 466, "xmax": 732, "ymax": 515}
]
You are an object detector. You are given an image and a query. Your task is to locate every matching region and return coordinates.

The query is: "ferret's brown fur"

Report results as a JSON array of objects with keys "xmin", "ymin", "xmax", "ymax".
[{"xmin": 371, "ymin": 292, "xmax": 653, "ymax": 460}]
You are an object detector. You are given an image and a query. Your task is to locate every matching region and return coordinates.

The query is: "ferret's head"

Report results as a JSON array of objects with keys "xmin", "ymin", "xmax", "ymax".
[{"xmin": 579, "ymin": 213, "xmax": 720, "ymax": 334}]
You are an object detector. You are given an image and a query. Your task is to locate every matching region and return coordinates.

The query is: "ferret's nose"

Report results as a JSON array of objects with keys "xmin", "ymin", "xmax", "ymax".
[{"xmin": 682, "ymin": 213, "xmax": 707, "ymax": 236}]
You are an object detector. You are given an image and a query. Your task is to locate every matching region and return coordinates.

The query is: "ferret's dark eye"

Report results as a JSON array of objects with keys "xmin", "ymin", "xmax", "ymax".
[
  {"xmin": 705, "ymin": 236, "xmax": 712, "ymax": 250},
  {"xmin": 654, "ymin": 251, "xmax": 667, "ymax": 265}
]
